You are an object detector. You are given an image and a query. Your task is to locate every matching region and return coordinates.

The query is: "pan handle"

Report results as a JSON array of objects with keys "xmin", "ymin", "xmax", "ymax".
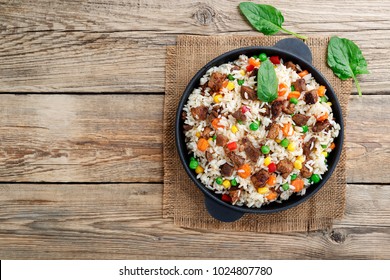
[
  {"xmin": 204, "ymin": 195, "xmax": 244, "ymax": 222},
  {"xmin": 274, "ymin": 38, "xmax": 312, "ymax": 65}
]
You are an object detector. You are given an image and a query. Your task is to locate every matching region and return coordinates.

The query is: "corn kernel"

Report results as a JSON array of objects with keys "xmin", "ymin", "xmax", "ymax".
[
  {"xmin": 231, "ymin": 125, "xmax": 238, "ymax": 134},
  {"xmin": 195, "ymin": 132, "xmax": 201, "ymax": 138},
  {"xmin": 327, "ymin": 102, "xmax": 332, "ymax": 106},
  {"xmin": 322, "ymin": 151, "xmax": 328, "ymax": 157},
  {"xmin": 227, "ymin": 81, "xmax": 235, "ymax": 91},
  {"xmin": 257, "ymin": 187, "xmax": 269, "ymax": 194},
  {"xmin": 264, "ymin": 156, "xmax": 272, "ymax": 166},
  {"xmin": 222, "ymin": 180, "xmax": 231, "ymax": 189},
  {"xmin": 195, "ymin": 165, "xmax": 204, "ymax": 174},
  {"xmin": 297, "ymin": 156, "xmax": 305, "ymax": 162},
  {"xmin": 294, "ymin": 160, "xmax": 302, "ymax": 170},
  {"xmin": 208, "ymin": 137, "xmax": 213, "ymax": 142},
  {"xmin": 287, "ymin": 142, "xmax": 296, "ymax": 152},
  {"xmin": 240, "ymin": 70, "xmax": 246, "ymax": 76},
  {"xmin": 213, "ymin": 94, "xmax": 223, "ymax": 103},
  {"xmin": 275, "ymin": 138, "xmax": 281, "ymax": 143}
]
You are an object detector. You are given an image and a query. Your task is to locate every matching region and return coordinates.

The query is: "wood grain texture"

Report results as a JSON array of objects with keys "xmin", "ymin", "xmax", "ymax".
[
  {"xmin": 0, "ymin": 0, "xmax": 388, "ymax": 93},
  {"xmin": 0, "ymin": 183, "xmax": 388, "ymax": 259},
  {"xmin": 0, "ymin": 95, "xmax": 163, "ymax": 182},
  {"xmin": 0, "ymin": 94, "xmax": 389, "ymax": 183}
]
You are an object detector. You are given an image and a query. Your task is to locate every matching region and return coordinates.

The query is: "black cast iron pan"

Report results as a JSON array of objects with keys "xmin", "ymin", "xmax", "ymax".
[{"xmin": 175, "ymin": 38, "xmax": 344, "ymax": 222}]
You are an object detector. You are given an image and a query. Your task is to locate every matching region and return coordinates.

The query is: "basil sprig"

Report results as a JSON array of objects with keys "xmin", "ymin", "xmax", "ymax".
[
  {"xmin": 239, "ymin": 2, "xmax": 307, "ymax": 40},
  {"xmin": 257, "ymin": 59, "xmax": 278, "ymax": 103},
  {"xmin": 327, "ymin": 36, "xmax": 369, "ymax": 96}
]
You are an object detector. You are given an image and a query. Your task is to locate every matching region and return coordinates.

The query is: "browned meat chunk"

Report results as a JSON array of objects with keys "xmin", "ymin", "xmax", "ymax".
[
  {"xmin": 231, "ymin": 65, "xmax": 241, "ymax": 72},
  {"xmin": 285, "ymin": 61, "xmax": 297, "ymax": 71},
  {"xmin": 312, "ymin": 119, "xmax": 331, "ymax": 132},
  {"xmin": 181, "ymin": 111, "xmax": 187, "ymax": 120},
  {"xmin": 304, "ymin": 89, "xmax": 318, "ymax": 105},
  {"xmin": 208, "ymin": 72, "xmax": 226, "ymax": 92},
  {"xmin": 300, "ymin": 164, "xmax": 313, "ymax": 178},
  {"xmin": 205, "ymin": 151, "xmax": 213, "ymax": 163},
  {"xmin": 251, "ymin": 169, "xmax": 270, "ymax": 188},
  {"xmin": 242, "ymin": 138, "xmax": 260, "ymax": 163},
  {"xmin": 267, "ymin": 122, "xmax": 280, "ymax": 139},
  {"xmin": 282, "ymin": 100, "xmax": 295, "ymax": 114},
  {"xmin": 202, "ymin": 127, "xmax": 212, "ymax": 138},
  {"xmin": 260, "ymin": 105, "xmax": 271, "ymax": 117},
  {"xmin": 292, "ymin": 78, "xmax": 306, "ymax": 92},
  {"xmin": 229, "ymin": 187, "xmax": 242, "ymax": 204},
  {"xmin": 271, "ymin": 100, "xmax": 283, "ymax": 119},
  {"xmin": 216, "ymin": 134, "xmax": 228, "ymax": 147},
  {"xmin": 208, "ymin": 109, "xmax": 219, "ymax": 123},
  {"xmin": 303, "ymin": 137, "xmax": 316, "ymax": 157},
  {"xmin": 183, "ymin": 124, "xmax": 193, "ymax": 131},
  {"xmin": 191, "ymin": 106, "xmax": 208, "ymax": 120},
  {"xmin": 232, "ymin": 109, "xmax": 247, "ymax": 121},
  {"xmin": 277, "ymin": 159, "xmax": 294, "ymax": 179},
  {"xmin": 249, "ymin": 68, "xmax": 258, "ymax": 78},
  {"xmin": 240, "ymin": 86, "xmax": 257, "ymax": 100},
  {"xmin": 220, "ymin": 163, "xmax": 234, "ymax": 177},
  {"xmin": 226, "ymin": 152, "xmax": 245, "ymax": 167},
  {"xmin": 292, "ymin": 113, "xmax": 310, "ymax": 126}
]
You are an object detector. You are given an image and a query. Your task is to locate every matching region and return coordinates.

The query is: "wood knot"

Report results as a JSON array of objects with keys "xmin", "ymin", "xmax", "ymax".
[
  {"xmin": 329, "ymin": 229, "xmax": 346, "ymax": 244},
  {"xmin": 194, "ymin": 5, "xmax": 215, "ymax": 25}
]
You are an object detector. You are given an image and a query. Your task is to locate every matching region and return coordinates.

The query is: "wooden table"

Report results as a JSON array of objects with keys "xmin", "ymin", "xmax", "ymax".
[{"xmin": 0, "ymin": 0, "xmax": 389, "ymax": 259}]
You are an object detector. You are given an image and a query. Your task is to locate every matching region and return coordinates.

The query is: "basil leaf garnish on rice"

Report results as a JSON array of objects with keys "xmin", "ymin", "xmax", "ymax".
[{"xmin": 257, "ymin": 59, "xmax": 278, "ymax": 103}]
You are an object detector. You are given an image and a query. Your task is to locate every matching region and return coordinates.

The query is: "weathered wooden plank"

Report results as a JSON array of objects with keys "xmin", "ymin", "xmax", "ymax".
[
  {"xmin": 0, "ymin": 95, "xmax": 163, "ymax": 182},
  {"xmin": 0, "ymin": 94, "xmax": 388, "ymax": 183},
  {"xmin": 0, "ymin": 0, "xmax": 388, "ymax": 93},
  {"xmin": 0, "ymin": 183, "xmax": 388, "ymax": 259}
]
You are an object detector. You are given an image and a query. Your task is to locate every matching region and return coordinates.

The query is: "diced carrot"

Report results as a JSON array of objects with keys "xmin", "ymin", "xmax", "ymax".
[
  {"xmin": 278, "ymin": 83, "xmax": 288, "ymax": 96},
  {"xmin": 287, "ymin": 91, "xmax": 301, "ymax": 100},
  {"xmin": 197, "ymin": 138, "xmax": 209, "ymax": 152},
  {"xmin": 291, "ymin": 179, "xmax": 304, "ymax": 192},
  {"xmin": 222, "ymin": 80, "xmax": 229, "ymax": 88},
  {"xmin": 318, "ymin": 85, "xmax": 326, "ymax": 97},
  {"xmin": 238, "ymin": 164, "xmax": 251, "ymax": 179},
  {"xmin": 266, "ymin": 174, "xmax": 277, "ymax": 186},
  {"xmin": 316, "ymin": 112, "xmax": 329, "ymax": 122},
  {"xmin": 248, "ymin": 57, "xmax": 260, "ymax": 67},
  {"xmin": 330, "ymin": 142, "xmax": 336, "ymax": 150},
  {"xmin": 266, "ymin": 191, "xmax": 278, "ymax": 201},
  {"xmin": 282, "ymin": 123, "xmax": 293, "ymax": 136},
  {"xmin": 211, "ymin": 118, "xmax": 224, "ymax": 129},
  {"xmin": 298, "ymin": 70, "xmax": 309, "ymax": 78}
]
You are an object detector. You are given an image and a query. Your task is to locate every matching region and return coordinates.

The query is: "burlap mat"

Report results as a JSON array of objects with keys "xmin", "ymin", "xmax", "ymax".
[{"xmin": 163, "ymin": 35, "xmax": 351, "ymax": 232}]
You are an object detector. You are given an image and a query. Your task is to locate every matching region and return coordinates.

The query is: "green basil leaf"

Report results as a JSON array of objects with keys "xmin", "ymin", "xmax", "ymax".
[
  {"xmin": 239, "ymin": 2, "xmax": 307, "ymax": 40},
  {"xmin": 239, "ymin": 2, "xmax": 283, "ymax": 35},
  {"xmin": 327, "ymin": 36, "xmax": 369, "ymax": 96},
  {"xmin": 257, "ymin": 60, "xmax": 278, "ymax": 103}
]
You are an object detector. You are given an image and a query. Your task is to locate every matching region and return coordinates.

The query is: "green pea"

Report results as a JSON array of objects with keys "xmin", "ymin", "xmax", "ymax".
[
  {"xmin": 261, "ymin": 145, "xmax": 270, "ymax": 154},
  {"xmin": 249, "ymin": 122, "xmax": 259, "ymax": 131},
  {"xmin": 252, "ymin": 55, "xmax": 258, "ymax": 59},
  {"xmin": 302, "ymin": 125, "xmax": 308, "ymax": 133},
  {"xmin": 259, "ymin": 53, "xmax": 267, "ymax": 61},
  {"xmin": 280, "ymin": 138, "xmax": 289, "ymax": 148},
  {"xmin": 189, "ymin": 159, "xmax": 198, "ymax": 170},
  {"xmin": 321, "ymin": 144, "xmax": 328, "ymax": 149},
  {"xmin": 227, "ymin": 74, "xmax": 235, "ymax": 81},
  {"xmin": 215, "ymin": 177, "xmax": 223, "ymax": 185},
  {"xmin": 212, "ymin": 134, "xmax": 217, "ymax": 141},
  {"xmin": 231, "ymin": 178, "xmax": 238, "ymax": 187},
  {"xmin": 290, "ymin": 174, "xmax": 298, "ymax": 180},
  {"xmin": 290, "ymin": 97, "xmax": 298, "ymax": 104},
  {"xmin": 282, "ymin": 183, "xmax": 290, "ymax": 191},
  {"xmin": 310, "ymin": 174, "xmax": 321, "ymax": 184},
  {"xmin": 237, "ymin": 79, "xmax": 245, "ymax": 86},
  {"xmin": 320, "ymin": 96, "xmax": 328, "ymax": 103},
  {"xmin": 290, "ymin": 85, "xmax": 295, "ymax": 91},
  {"xmin": 190, "ymin": 156, "xmax": 196, "ymax": 161},
  {"xmin": 237, "ymin": 120, "xmax": 243, "ymax": 125}
]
